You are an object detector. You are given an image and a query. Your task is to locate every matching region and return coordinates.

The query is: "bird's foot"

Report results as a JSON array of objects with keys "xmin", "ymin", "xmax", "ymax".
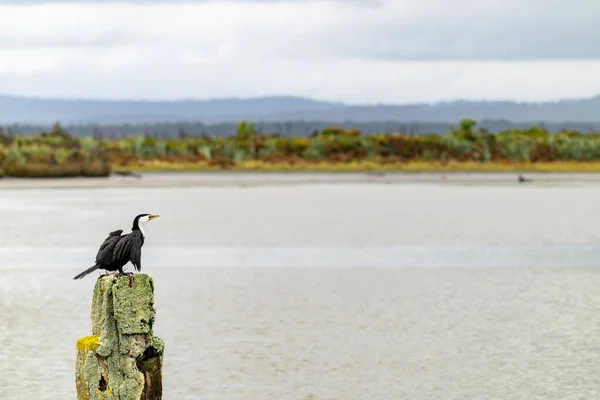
[{"xmin": 118, "ymin": 271, "xmax": 134, "ymax": 277}]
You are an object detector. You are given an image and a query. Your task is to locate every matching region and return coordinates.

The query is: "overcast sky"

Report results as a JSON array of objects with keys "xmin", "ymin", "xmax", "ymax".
[{"xmin": 1, "ymin": 0, "xmax": 599, "ymax": 103}]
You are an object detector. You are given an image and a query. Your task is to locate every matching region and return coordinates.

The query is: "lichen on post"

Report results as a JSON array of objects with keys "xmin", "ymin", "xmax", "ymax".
[{"xmin": 75, "ymin": 274, "xmax": 164, "ymax": 400}]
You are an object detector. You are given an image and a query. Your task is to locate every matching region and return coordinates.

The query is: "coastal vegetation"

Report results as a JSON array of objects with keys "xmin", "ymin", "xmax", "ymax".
[
  {"xmin": 9, "ymin": 119, "xmax": 600, "ymax": 137},
  {"xmin": 5, "ymin": 119, "xmax": 600, "ymax": 177}
]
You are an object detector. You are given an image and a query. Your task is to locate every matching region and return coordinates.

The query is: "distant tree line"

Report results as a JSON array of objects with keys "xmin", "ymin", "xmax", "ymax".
[
  {"xmin": 2, "ymin": 119, "xmax": 600, "ymax": 138},
  {"xmin": 3, "ymin": 119, "xmax": 600, "ymax": 178}
]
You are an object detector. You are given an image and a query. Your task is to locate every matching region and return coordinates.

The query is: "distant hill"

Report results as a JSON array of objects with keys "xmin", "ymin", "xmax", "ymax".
[
  {"xmin": 0, "ymin": 95, "xmax": 346, "ymax": 125},
  {"xmin": 2, "ymin": 93, "xmax": 600, "ymax": 126}
]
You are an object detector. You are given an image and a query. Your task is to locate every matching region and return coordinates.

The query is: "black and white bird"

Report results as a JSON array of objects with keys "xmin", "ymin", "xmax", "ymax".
[{"xmin": 73, "ymin": 213, "xmax": 160, "ymax": 280}]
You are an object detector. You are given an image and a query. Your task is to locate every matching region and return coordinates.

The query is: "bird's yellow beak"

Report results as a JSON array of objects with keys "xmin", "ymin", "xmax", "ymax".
[{"xmin": 149, "ymin": 215, "xmax": 160, "ymax": 221}]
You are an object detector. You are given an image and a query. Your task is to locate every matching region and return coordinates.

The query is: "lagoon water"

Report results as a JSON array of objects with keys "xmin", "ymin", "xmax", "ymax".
[{"xmin": 2, "ymin": 172, "xmax": 600, "ymax": 399}]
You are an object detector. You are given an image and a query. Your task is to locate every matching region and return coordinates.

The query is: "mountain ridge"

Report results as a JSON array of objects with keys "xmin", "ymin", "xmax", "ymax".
[{"xmin": 1, "ymin": 93, "xmax": 600, "ymax": 125}]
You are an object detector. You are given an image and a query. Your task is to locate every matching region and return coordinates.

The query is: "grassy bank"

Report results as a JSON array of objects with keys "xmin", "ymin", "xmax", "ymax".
[
  {"xmin": 8, "ymin": 120, "xmax": 600, "ymax": 177},
  {"xmin": 114, "ymin": 159, "xmax": 600, "ymax": 173}
]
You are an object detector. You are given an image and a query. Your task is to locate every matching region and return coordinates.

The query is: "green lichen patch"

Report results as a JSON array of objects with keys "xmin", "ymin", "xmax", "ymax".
[
  {"xmin": 117, "ymin": 373, "xmax": 145, "ymax": 400},
  {"xmin": 150, "ymin": 336, "xmax": 165, "ymax": 355},
  {"xmin": 91, "ymin": 275, "xmax": 117, "ymax": 336},
  {"xmin": 96, "ymin": 388, "xmax": 114, "ymax": 400},
  {"xmin": 75, "ymin": 352, "xmax": 90, "ymax": 400},
  {"xmin": 112, "ymin": 274, "xmax": 156, "ymax": 335}
]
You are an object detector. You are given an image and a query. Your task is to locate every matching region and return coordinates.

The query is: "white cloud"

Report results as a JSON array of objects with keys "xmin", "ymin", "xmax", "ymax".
[{"xmin": 0, "ymin": 1, "xmax": 599, "ymax": 103}]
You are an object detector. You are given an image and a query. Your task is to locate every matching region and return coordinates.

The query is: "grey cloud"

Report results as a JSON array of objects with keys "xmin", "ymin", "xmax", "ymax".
[
  {"xmin": 0, "ymin": 0, "xmax": 301, "ymax": 3},
  {"xmin": 0, "ymin": 30, "xmax": 125, "ymax": 49},
  {"xmin": 276, "ymin": 1, "xmax": 600, "ymax": 60},
  {"xmin": 3, "ymin": 0, "xmax": 598, "ymax": 60}
]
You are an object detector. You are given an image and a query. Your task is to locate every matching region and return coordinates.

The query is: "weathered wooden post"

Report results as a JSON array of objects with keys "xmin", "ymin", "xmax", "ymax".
[{"xmin": 75, "ymin": 274, "xmax": 164, "ymax": 399}]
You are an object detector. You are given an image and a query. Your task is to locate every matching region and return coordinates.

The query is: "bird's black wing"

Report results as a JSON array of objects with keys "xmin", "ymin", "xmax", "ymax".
[
  {"xmin": 113, "ymin": 231, "xmax": 144, "ymax": 271},
  {"xmin": 130, "ymin": 234, "xmax": 143, "ymax": 271},
  {"xmin": 95, "ymin": 229, "xmax": 124, "ymax": 265}
]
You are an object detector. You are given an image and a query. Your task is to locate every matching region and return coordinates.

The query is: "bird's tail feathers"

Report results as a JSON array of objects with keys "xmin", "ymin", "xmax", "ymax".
[{"xmin": 73, "ymin": 264, "xmax": 100, "ymax": 280}]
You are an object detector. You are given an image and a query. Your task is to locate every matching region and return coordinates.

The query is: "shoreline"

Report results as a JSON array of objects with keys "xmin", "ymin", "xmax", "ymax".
[
  {"xmin": 114, "ymin": 160, "xmax": 600, "ymax": 174},
  {"xmin": 1, "ymin": 170, "xmax": 600, "ymax": 189}
]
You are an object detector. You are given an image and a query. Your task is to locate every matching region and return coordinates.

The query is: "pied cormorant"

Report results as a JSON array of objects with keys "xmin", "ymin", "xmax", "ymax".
[{"xmin": 73, "ymin": 213, "xmax": 159, "ymax": 280}]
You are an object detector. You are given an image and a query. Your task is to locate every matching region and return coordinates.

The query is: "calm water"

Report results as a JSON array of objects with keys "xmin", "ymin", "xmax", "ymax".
[{"xmin": 2, "ymin": 174, "xmax": 600, "ymax": 399}]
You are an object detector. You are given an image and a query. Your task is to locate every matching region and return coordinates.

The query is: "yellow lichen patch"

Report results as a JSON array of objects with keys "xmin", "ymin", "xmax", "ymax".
[
  {"xmin": 77, "ymin": 352, "xmax": 89, "ymax": 400},
  {"xmin": 77, "ymin": 334, "xmax": 101, "ymax": 353},
  {"xmin": 96, "ymin": 388, "xmax": 113, "ymax": 399}
]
